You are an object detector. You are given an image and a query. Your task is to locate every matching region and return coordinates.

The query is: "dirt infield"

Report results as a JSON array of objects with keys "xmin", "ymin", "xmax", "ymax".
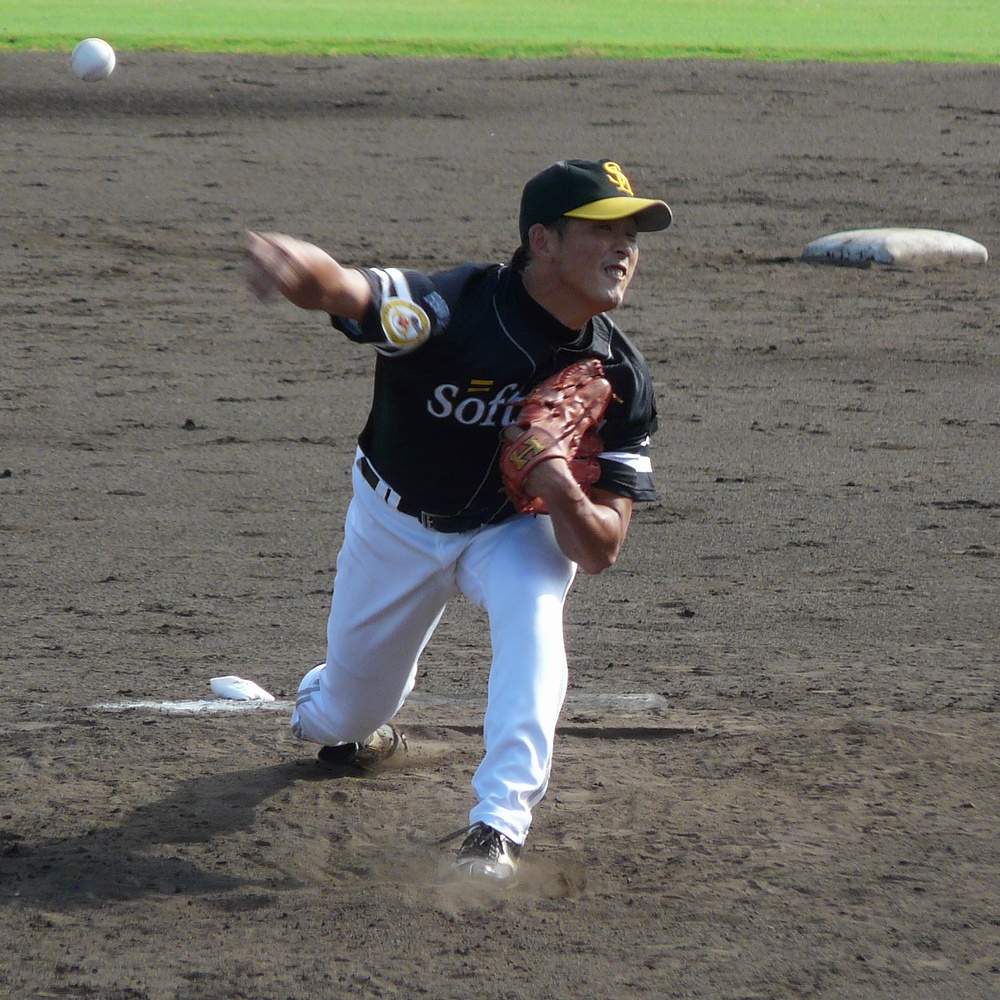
[{"xmin": 2, "ymin": 52, "xmax": 998, "ymax": 999}]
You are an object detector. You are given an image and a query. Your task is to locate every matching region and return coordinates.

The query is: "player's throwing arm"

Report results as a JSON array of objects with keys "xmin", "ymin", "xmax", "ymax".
[{"xmin": 245, "ymin": 231, "xmax": 371, "ymax": 318}]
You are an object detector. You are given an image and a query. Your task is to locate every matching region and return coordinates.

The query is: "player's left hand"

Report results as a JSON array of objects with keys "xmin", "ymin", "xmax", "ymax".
[
  {"xmin": 499, "ymin": 359, "xmax": 613, "ymax": 515},
  {"xmin": 501, "ymin": 425, "xmax": 573, "ymax": 501}
]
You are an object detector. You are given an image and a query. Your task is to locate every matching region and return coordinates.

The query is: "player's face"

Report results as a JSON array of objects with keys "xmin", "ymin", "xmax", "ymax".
[{"xmin": 549, "ymin": 216, "xmax": 640, "ymax": 318}]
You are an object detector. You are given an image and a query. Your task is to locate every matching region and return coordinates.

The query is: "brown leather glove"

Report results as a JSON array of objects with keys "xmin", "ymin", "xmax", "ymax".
[{"xmin": 500, "ymin": 359, "xmax": 614, "ymax": 515}]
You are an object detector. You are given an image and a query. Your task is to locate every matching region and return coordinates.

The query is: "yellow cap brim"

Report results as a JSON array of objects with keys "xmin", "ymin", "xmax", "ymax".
[{"xmin": 564, "ymin": 196, "xmax": 672, "ymax": 231}]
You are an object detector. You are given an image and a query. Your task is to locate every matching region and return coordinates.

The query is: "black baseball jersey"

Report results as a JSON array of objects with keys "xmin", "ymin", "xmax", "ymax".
[{"xmin": 330, "ymin": 263, "xmax": 657, "ymax": 523}]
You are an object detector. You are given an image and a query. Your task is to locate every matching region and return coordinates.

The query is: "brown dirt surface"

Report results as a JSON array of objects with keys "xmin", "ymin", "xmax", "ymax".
[{"xmin": 2, "ymin": 52, "xmax": 998, "ymax": 1000}]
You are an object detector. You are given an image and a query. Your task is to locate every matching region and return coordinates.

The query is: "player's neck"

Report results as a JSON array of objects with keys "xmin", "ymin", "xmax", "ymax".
[{"xmin": 521, "ymin": 267, "xmax": 597, "ymax": 332}]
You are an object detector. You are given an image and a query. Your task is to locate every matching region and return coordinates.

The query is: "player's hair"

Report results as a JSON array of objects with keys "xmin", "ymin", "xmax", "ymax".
[{"xmin": 510, "ymin": 217, "xmax": 571, "ymax": 273}]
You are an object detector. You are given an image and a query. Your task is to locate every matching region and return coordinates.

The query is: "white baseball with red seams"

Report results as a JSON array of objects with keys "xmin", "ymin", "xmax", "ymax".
[{"xmin": 71, "ymin": 38, "xmax": 116, "ymax": 82}]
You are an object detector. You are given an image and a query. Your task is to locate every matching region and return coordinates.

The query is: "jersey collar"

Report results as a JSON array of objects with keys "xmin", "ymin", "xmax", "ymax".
[{"xmin": 506, "ymin": 267, "xmax": 613, "ymax": 358}]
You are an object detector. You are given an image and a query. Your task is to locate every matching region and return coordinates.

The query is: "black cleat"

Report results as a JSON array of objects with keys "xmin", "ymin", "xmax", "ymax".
[
  {"xmin": 450, "ymin": 822, "xmax": 521, "ymax": 882},
  {"xmin": 317, "ymin": 725, "xmax": 405, "ymax": 769}
]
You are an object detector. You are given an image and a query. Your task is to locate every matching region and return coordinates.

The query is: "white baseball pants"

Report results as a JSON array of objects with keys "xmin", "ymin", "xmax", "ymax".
[{"xmin": 291, "ymin": 451, "xmax": 577, "ymax": 844}]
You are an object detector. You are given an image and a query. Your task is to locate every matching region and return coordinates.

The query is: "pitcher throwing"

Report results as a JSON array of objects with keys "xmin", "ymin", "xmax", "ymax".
[{"xmin": 244, "ymin": 159, "xmax": 672, "ymax": 881}]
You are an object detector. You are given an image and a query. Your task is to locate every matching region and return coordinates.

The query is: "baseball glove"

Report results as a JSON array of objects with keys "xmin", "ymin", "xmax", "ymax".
[{"xmin": 500, "ymin": 359, "xmax": 614, "ymax": 515}]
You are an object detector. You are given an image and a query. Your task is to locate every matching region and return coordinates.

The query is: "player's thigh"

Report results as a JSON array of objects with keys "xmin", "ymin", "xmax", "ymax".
[
  {"xmin": 459, "ymin": 514, "xmax": 576, "ymax": 619},
  {"xmin": 326, "ymin": 490, "xmax": 457, "ymax": 674},
  {"xmin": 296, "ymin": 505, "xmax": 455, "ymax": 741}
]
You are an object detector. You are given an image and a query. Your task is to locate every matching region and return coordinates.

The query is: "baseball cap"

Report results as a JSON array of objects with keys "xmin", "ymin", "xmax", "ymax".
[{"xmin": 518, "ymin": 158, "xmax": 672, "ymax": 243}]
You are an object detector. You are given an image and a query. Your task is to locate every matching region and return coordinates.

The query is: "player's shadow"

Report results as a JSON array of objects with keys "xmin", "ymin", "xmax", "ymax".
[{"xmin": 0, "ymin": 758, "xmax": 352, "ymax": 909}]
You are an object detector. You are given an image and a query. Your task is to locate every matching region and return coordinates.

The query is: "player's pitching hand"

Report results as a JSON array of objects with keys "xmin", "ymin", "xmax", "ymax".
[{"xmin": 244, "ymin": 231, "xmax": 339, "ymax": 310}]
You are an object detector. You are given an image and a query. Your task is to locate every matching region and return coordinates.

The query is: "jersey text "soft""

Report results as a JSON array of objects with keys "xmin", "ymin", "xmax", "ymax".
[{"xmin": 427, "ymin": 382, "xmax": 521, "ymax": 427}]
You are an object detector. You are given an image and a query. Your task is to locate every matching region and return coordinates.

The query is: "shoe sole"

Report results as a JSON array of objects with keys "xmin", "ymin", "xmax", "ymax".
[{"xmin": 449, "ymin": 857, "xmax": 519, "ymax": 882}]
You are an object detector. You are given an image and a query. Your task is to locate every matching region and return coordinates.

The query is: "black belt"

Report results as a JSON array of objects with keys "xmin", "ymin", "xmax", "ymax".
[{"xmin": 359, "ymin": 456, "xmax": 490, "ymax": 534}]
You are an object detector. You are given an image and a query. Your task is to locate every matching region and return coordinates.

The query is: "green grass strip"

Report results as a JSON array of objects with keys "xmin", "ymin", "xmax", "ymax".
[{"xmin": 2, "ymin": 1, "xmax": 999, "ymax": 63}]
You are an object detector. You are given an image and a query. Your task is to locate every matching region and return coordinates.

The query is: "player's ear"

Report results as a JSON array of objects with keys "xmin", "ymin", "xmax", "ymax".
[{"xmin": 528, "ymin": 222, "xmax": 557, "ymax": 261}]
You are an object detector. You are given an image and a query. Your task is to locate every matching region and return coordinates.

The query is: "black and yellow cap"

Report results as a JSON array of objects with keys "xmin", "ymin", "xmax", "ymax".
[{"xmin": 519, "ymin": 158, "xmax": 672, "ymax": 243}]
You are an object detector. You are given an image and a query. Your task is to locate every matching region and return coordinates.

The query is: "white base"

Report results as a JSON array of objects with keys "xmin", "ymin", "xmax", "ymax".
[
  {"xmin": 802, "ymin": 228, "xmax": 988, "ymax": 268},
  {"xmin": 209, "ymin": 675, "xmax": 276, "ymax": 702}
]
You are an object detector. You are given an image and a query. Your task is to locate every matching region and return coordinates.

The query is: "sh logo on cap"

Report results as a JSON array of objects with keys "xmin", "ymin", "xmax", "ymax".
[{"xmin": 602, "ymin": 161, "xmax": 634, "ymax": 195}]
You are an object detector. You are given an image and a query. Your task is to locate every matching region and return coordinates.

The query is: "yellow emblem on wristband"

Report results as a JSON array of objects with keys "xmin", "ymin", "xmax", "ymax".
[
  {"xmin": 380, "ymin": 298, "xmax": 431, "ymax": 349},
  {"xmin": 508, "ymin": 434, "xmax": 547, "ymax": 470}
]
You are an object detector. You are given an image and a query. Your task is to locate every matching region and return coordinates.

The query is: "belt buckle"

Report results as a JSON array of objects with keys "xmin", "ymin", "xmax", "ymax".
[{"xmin": 419, "ymin": 510, "xmax": 481, "ymax": 533}]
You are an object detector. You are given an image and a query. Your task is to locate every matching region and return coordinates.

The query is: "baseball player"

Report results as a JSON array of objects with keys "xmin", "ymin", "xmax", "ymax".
[{"xmin": 244, "ymin": 159, "xmax": 671, "ymax": 882}]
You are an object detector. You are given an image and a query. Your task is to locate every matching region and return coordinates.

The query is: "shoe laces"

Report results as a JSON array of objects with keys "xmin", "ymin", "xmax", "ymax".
[
  {"xmin": 446, "ymin": 822, "xmax": 519, "ymax": 863},
  {"xmin": 462, "ymin": 823, "xmax": 504, "ymax": 859}
]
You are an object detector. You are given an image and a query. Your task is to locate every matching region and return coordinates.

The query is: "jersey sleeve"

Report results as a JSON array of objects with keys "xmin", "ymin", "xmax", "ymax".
[
  {"xmin": 593, "ymin": 354, "xmax": 658, "ymax": 502},
  {"xmin": 329, "ymin": 267, "xmax": 451, "ymax": 356}
]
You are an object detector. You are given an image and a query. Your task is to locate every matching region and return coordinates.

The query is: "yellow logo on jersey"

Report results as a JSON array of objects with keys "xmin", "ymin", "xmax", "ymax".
[
  {"xmin": 603, "ymin": 161, "xmax": 634, "ymax": 196},
  {"xmin": 468, "ymin": 379, "xmax": 494, "ymax": 393},
  {"xmin": 380, "ymin": 298, "xmax": 431, "ymax": 349}
]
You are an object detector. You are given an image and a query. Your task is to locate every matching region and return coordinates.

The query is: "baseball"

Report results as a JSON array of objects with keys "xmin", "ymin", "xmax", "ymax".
[{"xmin": 71, "ymin": 38, "xmax": 116, "ymax": 82}]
